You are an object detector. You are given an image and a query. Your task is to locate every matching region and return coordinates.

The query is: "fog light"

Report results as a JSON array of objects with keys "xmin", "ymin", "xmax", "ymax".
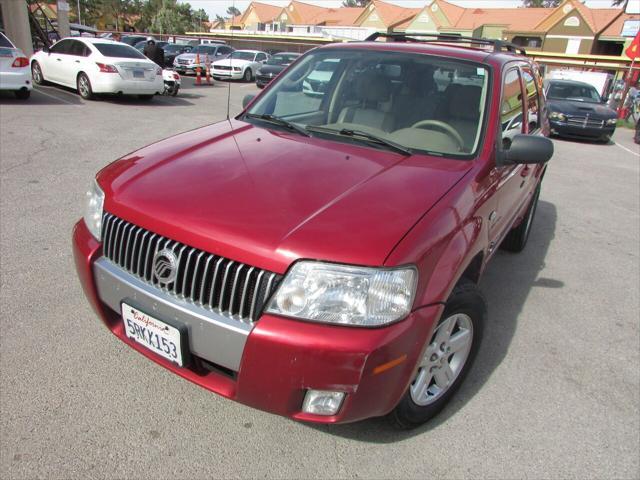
[{"xmin": 302, "ymin": 390, "xmax": 345, "ymax": 416}]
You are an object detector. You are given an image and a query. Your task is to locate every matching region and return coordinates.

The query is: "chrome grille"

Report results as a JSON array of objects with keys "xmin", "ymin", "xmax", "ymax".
[
  {"xmin": 101, "ymin": 212, "xmax": 281, "ymax": 323},
  {"xmin": 214, "ymin": 65, "xmax": 232, "ymax": 71},
  {"xmin": 566, "ymin": 115, "xmax": 604, "ymax": 128}
]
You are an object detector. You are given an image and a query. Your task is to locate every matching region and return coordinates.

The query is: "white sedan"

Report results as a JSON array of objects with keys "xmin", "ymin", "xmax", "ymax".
[
  {"xmin": 0, "ymin": 32, "xmax": 32, "ymax": 100},
  {"xmin": 211, "ymin": 50, "xmax": 269, "ymax": 82},
  {"xmin": 30, "ymin": 38, "xmax": 164, "ymax": 100}
]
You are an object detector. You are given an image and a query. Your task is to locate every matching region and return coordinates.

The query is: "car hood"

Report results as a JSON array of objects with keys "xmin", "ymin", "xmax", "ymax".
[
  {"xmin": 257, "ymin": 64, "xmax": 286, "ymax": 75},
  {"xmin": 212, "ymin": 58, "xmax": 252, "ymax": 67},
  {"xmin": 98, "ymin": 120, "xmax": 471, "ymax": 273},
  {"xmin": 547, "ymin": 99, "xmax": 616, "ymax": 119}
]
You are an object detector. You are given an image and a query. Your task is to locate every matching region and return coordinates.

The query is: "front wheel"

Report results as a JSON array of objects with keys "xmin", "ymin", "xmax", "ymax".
[
  {"xmin": 391, "ymin": 279, "xmax": 486, "ymax": 429},
  {"xmin": 77, "ymin": 73, "xmax": 94, "ymax": 100},
  {"xmin": 244, "ymin": 68, "xmax": 253, "ymax": 82},
  {"xmin": 171, "ymin": 85, "xmax": 179, "ymax": 97}
]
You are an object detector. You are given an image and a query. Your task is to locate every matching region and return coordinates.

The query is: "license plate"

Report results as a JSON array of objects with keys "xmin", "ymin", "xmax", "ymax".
[
  {"xmin": 121, "ymin": 303, "xmax": 183, "ymax": 366},
  {"xmin": 133, "ymin": 69, "xmax": 144, "ymax": 78}
]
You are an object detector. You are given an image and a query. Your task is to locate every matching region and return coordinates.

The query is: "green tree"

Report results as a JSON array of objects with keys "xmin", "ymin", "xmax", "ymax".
[
  {"xmin": 215, "ymin": 14, "xmax": 226, "ymax": 28},
  {"xmin": 523, "ymin": 0, "xmax": 560, "ymax": 7},
  {"xmin": 226, "ymin": 6, "xmax": 241, "ymax": 17},
  {"xmin": 342, "ymin": 0, "xmax": 369, "ymax": 6}
]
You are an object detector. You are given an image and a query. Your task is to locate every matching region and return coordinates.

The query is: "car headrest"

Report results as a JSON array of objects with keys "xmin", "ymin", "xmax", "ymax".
[
  {"xmin": 358, "ymin": 75, "xmax": 391, "ymax": 103},
  {"xmin": 449, "ymin": 86, "xmax": 482, "ymax": 120}
]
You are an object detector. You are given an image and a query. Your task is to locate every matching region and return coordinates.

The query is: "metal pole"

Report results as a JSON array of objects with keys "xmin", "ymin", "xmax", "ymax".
[
  {"xmin": 619, "ymin": 57, "xmax": 636, "ymax": 119},
  {"xmin": 77, "ymin": 0, "xmax": 81, "ymax": 25},
  {"xmin": 0, "ymin": 0, "xmax": 33, "ymax": 56},
  {"xmin": 57, "ymin": 0, "xmax": 71, "ymax": 38}
]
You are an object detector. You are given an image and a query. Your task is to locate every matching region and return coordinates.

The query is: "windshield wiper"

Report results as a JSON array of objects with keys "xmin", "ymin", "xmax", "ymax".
[
  {"xmin": 306, "ymin": 126, "xmax": 412, "ymax": 156},
  {"xmin": 244, "ymin": 113, "xmax": 310, "ymax": 137}
]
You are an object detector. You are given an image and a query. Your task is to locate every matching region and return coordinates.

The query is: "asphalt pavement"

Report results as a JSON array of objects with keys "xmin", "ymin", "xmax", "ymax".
[{"xmin": 1, "ymin": 77, "xmax": 638, "ymax": 479}]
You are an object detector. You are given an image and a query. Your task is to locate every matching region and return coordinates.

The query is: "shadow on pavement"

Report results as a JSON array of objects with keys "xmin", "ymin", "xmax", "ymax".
[
  {"xmin": 0, "ymin": 89, "xmax": 83, "ymax": 106},
  {"xmin": 304, "ymin": 200, "xmax": 559, "ymax": 442}
]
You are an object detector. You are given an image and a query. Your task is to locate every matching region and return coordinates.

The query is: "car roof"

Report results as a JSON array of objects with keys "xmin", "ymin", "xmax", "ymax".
[
  {"xmin": 273, "ymin": 52, "xmax": 301, "ymax": 56},
  {"xmin": 319, "ymin": 41, "xmax": 527, "ymax": 67},
  {"xmin": 235, "ymin": 49, "xmax": 264, "ymax": 54}
]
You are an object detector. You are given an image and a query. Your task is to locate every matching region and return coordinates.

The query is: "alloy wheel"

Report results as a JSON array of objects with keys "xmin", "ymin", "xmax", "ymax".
[{"xmin": 410, "ymin": 313, "xmax": 473, "ymax": 406}]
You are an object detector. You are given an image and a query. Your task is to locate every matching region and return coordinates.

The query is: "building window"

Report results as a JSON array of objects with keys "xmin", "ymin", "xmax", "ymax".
[
  {"xmin": 564, "ymin": 16, "xmax": 580, "ymax": 27},
  {"xmin": 512, "ymin": 36, "xmax": 542, "ymax": 48},
  {"xmin": 257, "ymin": 23, "xmax": 266, "ymax": 31}
]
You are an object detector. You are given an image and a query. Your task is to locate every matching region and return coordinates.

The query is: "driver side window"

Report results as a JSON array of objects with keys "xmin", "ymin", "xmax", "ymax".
[{"xmin": 501, "ymin": 68, "xmax": 524, "ymax": 148}]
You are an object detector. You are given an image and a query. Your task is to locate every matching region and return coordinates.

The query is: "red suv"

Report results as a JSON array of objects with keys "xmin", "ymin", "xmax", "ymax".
[{"xmin": 73, "ymin": 34, "xmax": 553, "ymax": 428}]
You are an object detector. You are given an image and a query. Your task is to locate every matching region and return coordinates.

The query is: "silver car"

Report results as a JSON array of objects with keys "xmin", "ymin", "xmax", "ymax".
[{"xmin": 173, "ymin": 44, "xmax": 233, "ymax": 75}]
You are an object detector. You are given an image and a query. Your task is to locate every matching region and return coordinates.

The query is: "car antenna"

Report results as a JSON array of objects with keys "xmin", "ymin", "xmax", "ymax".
[{"xmin": 226, "ymin": 0, "xmax": 236, "ymax": 121}]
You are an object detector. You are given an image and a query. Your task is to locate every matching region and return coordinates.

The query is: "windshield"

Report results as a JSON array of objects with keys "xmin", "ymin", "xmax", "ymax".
[
  {"xmin": 94, "ymin": 43, "xmax": 146, "ymax": 59},
  {"xmin": 547, "ymin": 82, "xmax": 601, "ymax": 103},
  {"xmin": 231, "ymin": 51, "xmax": 257, "ymax": 61},
  {"xmin": 191, "ymin": 45, "xmax": 215, "ymax": 54},
  {"xmin": 163, "ymin": 44, "xmax": 184, "ymax": 53},
  {"xmin": 246, "ymin": 49, "xmax": 490, "ymax": 157},
  {"xmin": 266, "ymin": 54, "xmax": 299, "ymax": 66}
]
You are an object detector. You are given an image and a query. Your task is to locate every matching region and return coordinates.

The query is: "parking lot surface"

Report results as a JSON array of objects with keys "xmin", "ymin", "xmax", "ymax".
[{"xmin": 1, "ymin": 78, "xmax": 639, "ymax": 479}]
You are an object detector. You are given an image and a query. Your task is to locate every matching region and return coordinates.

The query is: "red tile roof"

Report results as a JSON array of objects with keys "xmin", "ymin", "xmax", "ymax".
[{"xmin": 368, "ymin": 0, "xmax": 421, "ymax": 29}]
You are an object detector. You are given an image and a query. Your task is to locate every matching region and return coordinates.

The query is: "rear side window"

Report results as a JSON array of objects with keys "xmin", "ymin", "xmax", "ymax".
[
  {"xmin": 501, "ymin": 68, "xmax": 524, "ymax": 147},
  {"xmin": 69, "ymin": 41, "xmax": 90, "ymax": 57},
  {"xmin": 50, "ymin": 39, "xmax": 73, "ymax": 54},
  {"xmin": 93, "ymin": 43, "xmax": 146, "ymax": 59},
  {"xmin": 0, "ymin": 33, "xmax": 14, "ymax": 48},
  {"xmin": 521, "ymin": 67, "xmax": 540, "ymax": 132}
]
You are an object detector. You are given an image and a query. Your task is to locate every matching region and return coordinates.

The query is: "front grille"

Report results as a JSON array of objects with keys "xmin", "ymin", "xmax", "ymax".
[
  {"xmin": 177, "ymin": 59, "xmax": 189, "ymax": 65},
  {"xmin": 214, "ymin": 65, "xmax": 232, "ymax": 71},
  {"xmin": 101, "ymin": 212, "xmax": 281, "ymax": 324},
  {"xmin": 566, "ymin": 115, "xmax": 604, "ymax": 128}
]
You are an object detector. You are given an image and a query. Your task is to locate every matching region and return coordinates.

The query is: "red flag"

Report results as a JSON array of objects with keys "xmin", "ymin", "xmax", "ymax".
[{"xmin": 626, "ymin": 31, "xmax": 640, "ymax": 60}]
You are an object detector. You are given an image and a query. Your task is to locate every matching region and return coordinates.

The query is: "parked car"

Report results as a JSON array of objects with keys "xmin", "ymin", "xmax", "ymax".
[
  {"xmin": 73, "ymin": 34, "xmax": 553, "ymax": 428},
  {"xmin": 0, "ymin": 32, "xmax": 32, "ymax": 99},
  {"xmin": 133, "ymin": 40, "xmax": 168, "ymax": 52},
  {"xmin": 120, "ymin": 35, "xmax": 149, "ymax": 47},
  {"xmin": 160, "ymin": 43, "xmax": 192, "ymax": 69},
  {"xmin": 173, "ymin": 44, "xmax": 233, "ymax": 75},
  {"xmin": 544, "ymin": 79, "xmax": 617, "ymax": 142},
  {"xmin": 255, "ymin": 52, "xmax": 300, "ymax": 89},
  {"xmin": 211, "ymin": 49, "xmax": 269, "ymax": 82},
  {"xmin": 31, "ymin": 38, "xmax": 164, "ymax": 100},
  {"xmin": 302, "ymin": 58, "xmax": 339, "ymax": 96}
]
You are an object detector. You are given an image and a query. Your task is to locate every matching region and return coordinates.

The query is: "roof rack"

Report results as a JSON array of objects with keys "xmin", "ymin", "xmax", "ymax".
[{"xmin": 364, "ymin": 32, "xmax": 527, "ymax": 56}]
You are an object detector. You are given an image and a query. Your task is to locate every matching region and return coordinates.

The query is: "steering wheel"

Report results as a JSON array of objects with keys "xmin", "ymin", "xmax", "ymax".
[{"xmin": 411, "ymin": 120, "xmax": 465, "ymax": 151}]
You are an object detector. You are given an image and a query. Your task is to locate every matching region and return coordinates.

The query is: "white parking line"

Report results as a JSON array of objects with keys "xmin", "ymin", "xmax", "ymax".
[
  {"xmin": 614, "ymin": 141, "xmax": 640, "ymax": 157},
  {"xmin": 33, "ymin": 88, "xmax": 79, "ymax": 106}
]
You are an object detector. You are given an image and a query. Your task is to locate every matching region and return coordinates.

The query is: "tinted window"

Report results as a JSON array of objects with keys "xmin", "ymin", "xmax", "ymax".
[
  {"xmin": 50, "ymin": 39, "xmax": 73, "ymax": 54},
  {"xmin": 69, "ymin": 40, "xmax": 90, "ymax": 57},
  {"xmin": 121, "ymin": 36, "xmax": 147, "ymax": 46},
  {"xmin": 501, "ymin": 68, "xmax": 524, "ymax": 146},
  {"xmin": 93, "ymin": 43, "xmax": 146, "ymax": 59},
  {"xmin": 521, "ymin": 67, "xmax": 540, "ymax": 132},
  {"xmin": 257, "ymin": 53, "xmax": 267, "ymax": 62},
  {"xmin": 191, "ymin": 45, "xmax": 216, "ymax": 54},
  {"xmin": 0, "ymin": 33, "xmax": 14, "ymax": 48},
  {"xmin": 163, "ymin": 44, "xmax": 184, "ymax": 53}
]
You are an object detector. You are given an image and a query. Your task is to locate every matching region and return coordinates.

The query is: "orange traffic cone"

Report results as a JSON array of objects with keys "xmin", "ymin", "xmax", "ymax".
[
  {"xmin": 205, "ymin": 54, "xmax": 212, "ymax": 85},
  {"xmin": 195, "ymin": 53, "xmax": 202, "ymax": 86}
]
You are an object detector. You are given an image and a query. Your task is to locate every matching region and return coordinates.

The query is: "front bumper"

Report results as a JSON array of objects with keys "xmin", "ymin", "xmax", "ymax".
[
  {"xmin": 255, "ymin": 75, "xmax": 273, "ymax": 87},
  {"xmin": 211, "ymin": 69, "xmax": 243, "ymax": 80},
  {"xmin": 550, "ymin": 120, "xmax": 616, "ymax": 139},
  {"xmin": 0, "ymin": 69, "xmax": 32, "ymax": 91},
  {"xmin": 73, "ymin": 220, "xmax": 441, "ymax": 423},
  {"xmin": 91, "ymin": 74, "xmax": 163, "ymax": 95}
]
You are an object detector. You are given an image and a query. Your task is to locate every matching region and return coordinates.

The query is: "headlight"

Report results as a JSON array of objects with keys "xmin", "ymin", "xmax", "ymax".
[
  {"xmin": 266, "ymin": 261, "xmax": 417, "ymax": 327},
  {"xmin": 233, "ymin": 67, "xmax": 241, "ymax": 72},
  {"xmin": 83, "ymin": 179, "xmax": 104, "ymax": 241},
  {"xmin": 256, "ymin": 69, "xmax": 263, "ymax": 75},
  {"xmin": 606, "ymin": 118, "xmax": 617, "ymax": 125},
  {"xmin": 549, "ymin": 112, "xmax": 566, "ymax": 121}
]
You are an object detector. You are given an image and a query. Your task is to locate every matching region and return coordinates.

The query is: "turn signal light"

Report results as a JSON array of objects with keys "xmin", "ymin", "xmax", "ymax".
[
  {"xmin": 11, "ymin": 57, "xmax": 29, "ymax": 68},
  {"xmin": 96, "ymin": 62, "xmax": 118, "ymax": 73}
]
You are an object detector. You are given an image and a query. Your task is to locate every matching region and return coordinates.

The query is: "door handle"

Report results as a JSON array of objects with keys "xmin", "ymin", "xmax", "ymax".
[
  {"xmin": 75, "ymin": 60, "xmax": 80, "ymax": 63},
  {"xmin": 56, "ymin": 58, "xmax": 62, "ymax": 61}
]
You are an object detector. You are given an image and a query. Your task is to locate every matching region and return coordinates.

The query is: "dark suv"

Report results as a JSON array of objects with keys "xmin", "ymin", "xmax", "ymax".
[{"xmin": 73, "ymin": 34, "xmax": 553, "ymax": 428}]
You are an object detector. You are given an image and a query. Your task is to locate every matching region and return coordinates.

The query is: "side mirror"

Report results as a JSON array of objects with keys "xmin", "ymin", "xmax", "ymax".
[
  {"xmin": 242, "ymin": 94, "xmax": 255, "ymax": 109},
  {"xmin": 500, "ymin": 134, "xmax": 553, "ymax": 165}
]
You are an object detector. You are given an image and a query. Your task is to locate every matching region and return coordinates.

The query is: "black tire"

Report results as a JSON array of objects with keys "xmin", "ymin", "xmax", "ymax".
[
  {"xmin": 391, "ymin": 279, "xmax": 486, "ymax": 429},
  {"xmin": 244, "ymin": 68, "xmax": 253, "ymax": 82},
  {"xmin": 138, "ymin": 94, "xmax": 154, "ymax": 101},
  {"xmin": 31, "ymin": 61, "xmax": 45, "ymax": 85},
  {"xmin": 501, "ymin": 182, "xmax": 541, "ymax": 253},
  {"xmin": 171, "ymin": 86, "xmax": 179, "ymax": 97},
  {"xmin": 256, "ymin": 83, "xmax": 264, "ymax": 89},
  {"xmin": 14, "ymin": 89, "xmax": 31, "ymax": 100},
  {"xmin": 77, "ymin": 73, "xmax": 94, "ymax": 100}
]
